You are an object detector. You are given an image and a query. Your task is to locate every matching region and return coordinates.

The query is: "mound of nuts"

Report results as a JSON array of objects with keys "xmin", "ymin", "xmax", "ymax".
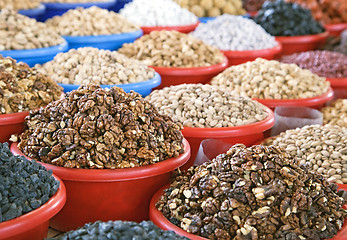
[
  {"xmin": 322, "ymin": 99, "xmax": 347, "ymax": 128},
  {"xmin": 210, "ymin": 58, "xmax": 330, "ymax": 99},
  {"xmin": 146, "ymin": 84, "xmax": 268, "ymax": 128},
  {"xmin": 263, "ymin": 124, "xmax": 347, "ymax": 184},
  {"xmin": 43, "ymin": 0, "xmax": 107, "ymax": 2},
  {"xmin": 36, "ymin": 47, "xmax": 155, "ymax": 85},
  {"xmin": 157, "ymin": 144, "xmax": 347, "ymax": 239},
  {"xmin": 0, "ymin": 9, "xmax": 65, "ymax": 50},
  {"xmin": 18, "ymin": 84, "xmax": 184, "ymax": 169},
  {"xmin": 118, "ymin": 30, "xmax": 225, "ymax": 68},
  {"xmin": 0, "ymin": 0, "xmax": 40, "ymax": 10},
  {"xmin": 175, "ymin": 0, "xmax": 246, "ymax": 17},
  {"xmin": 45, "ymin": 6, "xmax": 140, "ymax": 36},
  {"xmin": 0, "ymin": 56, "xmax": 63, "ymax": 114}
]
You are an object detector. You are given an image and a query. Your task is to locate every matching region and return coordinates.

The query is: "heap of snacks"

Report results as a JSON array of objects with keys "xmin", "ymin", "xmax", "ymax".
[
  {"xmin": 322, "ymin": 99, "xmax": 347, "ymax": 128},
  {"xmin": 37, "ymin": 47, "xmax": 155, "ymax": 85},
  {"xmin": 191, "ymin": 14, "xmax": 277, "ymax": 51},
  {"xmin": 0, "ymin": 9, "xmax": 64, "ymax": 50},
  {"xmin": 120, "ymin": 0, "xmax": 198, "ymax": 27},
  {"xmin": 0, "ymin": 0, "xmax": 40, "ymax": 10},
  {"xmin": 118, "ymin": 30, "xmax": 225, "ymax": 67},
  {"xmin": 0, "ymin": 142, "xmax": 60, "ymax": 223},
  {"xmin": 210, "ymin": 58, "xmax": 330, "ymax": 99},
  {"xmin": 146, "ymin": 84, "xmax": 268, "ymax": 128},
  {"xmin": 242, "ymin": 0, "xmax": 266, "ymax": 12},
  {"xmin": 0, "ymin": 56, "xmax": 63, "ymax": 114},
  {"xmin": 264, "ymin": 124, "xmax": 347, "ymax": 184},
  {"xmin": 157, "ymin": 144, "xmax": 347, "ymax": 239},
  {"xmin": 45, "ymin": 6, "xmax": 140, "ymax": 36},
  {"xmin": 18, "ymin": 84, "xmax": 184, "ymax": 169}
]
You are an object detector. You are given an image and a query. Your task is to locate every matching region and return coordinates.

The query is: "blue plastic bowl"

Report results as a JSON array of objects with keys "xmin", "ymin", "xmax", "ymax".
[
  {"xmin": 0, "ymin": 41, "xmax": 68, "ymax": 67},
  {"xmin": 40, "ymin": 0, "xmax": 116, "ymax": 21},
  {"xmin": 18, "ymin": 4, "xmax": 46, "ymax": 20},
  {"xmin": 110, "ymin": 0, "xmax": 132, "ymax": 12},
  {"xmin": 63, "ymin": 29, "xmax": 143, "ymax": 50},
  {"xmin": 198, "ymin": 14, "xmax": 251, "ymax": 23},
  {"xmin": 58, "ymin": 72, "xmax": 161, "ymax": 96}
]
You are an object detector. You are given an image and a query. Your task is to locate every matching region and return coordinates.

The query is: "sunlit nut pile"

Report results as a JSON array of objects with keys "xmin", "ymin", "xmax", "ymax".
[
  {"xmin": 45, "ymin": 6, "xmax": 140, "ymax": 36},
  {"xmin": 322, "ymin": 99, "xmax": 347, "ymax": 128},
  {"xmin": 0, "ymin": 0, "xmax": 40, "ymax": 10},
  {"xmin": 118, "ymin": 30, "xmax": 225, "ymax": 67},
  {"xmin": 36, "ymin": 47, "xmax": 155, "ymax": 85},
  {"xmin": 191, "ymin": 14, "xmax": 278, "ymax": 51},
  {"xmin": 280, "ymin": 50, "xmax": 347, "ymax": 78},
  {"xmin": 210, "ymin": 58, "xmax": 330, "ymax": 99},
  {"xmin": 146, "ymin": 84, "xmax": 268, "ymax": 128},
  {"xmin": 18, "ymin": 84, "xmax": 184, "ymax": 169},
  {"xmin": 263, "ymin": 124, "xmax": 347, "ymax": 184},
  {"xmin": 120, "ymin": 0, "xmax": 198, "ymax": 27},
  {"xmin": 175, "ymin": 0, "xmax": 246, "ymax": 17},
  {"xmin": 157, "ymin": 144, "xmax": 347, "ymax": 239},
  {"xmin": 0, "ymin": 56, "xmax": 63, "ymax": 114},
  {"xmin": 0, "ymin": 9, "xmax": 65, "ymax": 50}
]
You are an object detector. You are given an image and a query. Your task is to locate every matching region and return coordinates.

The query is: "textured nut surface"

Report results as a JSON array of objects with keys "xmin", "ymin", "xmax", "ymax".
[
  {"xmin": 146, "ymin": 84, "xmax": 268, "ymax": 128},
  {"xmin": 322, "ymin": 99, "xmax": 347, "ymax": 128},
  {"xmin": 118, "ymin": 30, "xmax": 225, "ymax": 67},
  {"xmin": 0, "ymin": 0, "xmax": 40, "ymax": 10},
  {"xmin": 0, "ymin": 56, "xmax": 63, "ymax": 114},
  {"xmin": 211, "ymin": 58, "xmax": 330, "ymax": 99},
  {"xmin": 36, "ymin": 47, "xmax": 155, "ymax": 85}
]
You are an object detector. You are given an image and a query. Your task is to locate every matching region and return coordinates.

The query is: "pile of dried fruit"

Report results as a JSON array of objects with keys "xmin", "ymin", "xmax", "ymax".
[
  {"xmin": 157, "ymin": 144, "xmax": 347, "ymax": 239},
  {"xmin": 322, "ymin": 99, "xmax": 347, "ymax": 128}
]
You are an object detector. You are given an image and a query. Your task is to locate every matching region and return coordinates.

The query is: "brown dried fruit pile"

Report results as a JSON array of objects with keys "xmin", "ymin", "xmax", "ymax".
[
  {"xmin": 157, "ymin": 144, "xmax": 347, "ymax": 240},
  {"xmin": 0, "ymin": 56, "xmax": 63, "ymax": 114},
  {"xmin": 18, "ymin": 84, "xmax": 184, "ymax": 169}
]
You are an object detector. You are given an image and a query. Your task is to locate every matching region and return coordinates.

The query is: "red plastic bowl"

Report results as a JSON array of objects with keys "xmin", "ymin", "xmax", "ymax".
[
  {"xmin": 325, "ymin": 23, "xmax": 347, "ymax": 37},
  {"xmin": 141, "ymin": 22, "xmax": 199, "ymax": 35},
  {"xmin": 254, "ymin": 88, "xmax": 334, "ymax": 111},
  {"xmin": 150, "ymin": 185, "xmax": 347, "ymax": 240},
  {"xmin": 10, "ymin": 139, "xmax": 190, "ymax": 232},
  {"xmin": 275, "ymin": 31, "xmax": 329, "ymax": 56},
  {"xmin": 150, "ymin": 57, "xmax": 228, "ymax": 89},
  {"xmin": 180, "ymin": 107, "xmax": 274, "ymax": 171},
  {"xmin": 0, "ymin": 111, "xmax": 30, "ymax": 143},
  {"xmin": 248, "ymin": 11, "xmax": 258, "ymax": 17},
  {"xmin": 327, "ymin": 77, "xmax": 347, "ymax": 99},
  {"xmin": 222, "ymin": 43, "xmax": 282, "ymax": 66},
  {"xmin": 0, "ymin": 175, "xmax": 66, "ymax": 240}
]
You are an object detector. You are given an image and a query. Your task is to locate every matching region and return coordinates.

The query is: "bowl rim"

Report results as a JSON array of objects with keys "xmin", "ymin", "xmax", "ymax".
[
  {"xmin": 327, "ymin": 77, "xmax": 347, "ymax": 88},
  {"xmin": 0, "ymin": 41, "xmax": 68, "ymax": 57},
  {"xmin": 141, "ymin": 22, "xmax": 199, "ymax": 32},
  {"xmin": 0, "ymin": 174, "xmax": 66, "ymax": 238},
  {"xmin": 0, "ymin": 110, "xmax": 31, "ymax": 124},
  {"xmin": 275, "ymin": 31, "xmax": 329, "ymax": 42},
  {"xmin": 221, "ymin": 42, "xmax": 282, "ymax": 57},
  {"xmin": 18, "ymin": 4, "xmax": 46, "ymax": 14},
  {"xmin": 43, "ymin": 0, "xmax": 115, "ymax": 8},
  {"xmin": 10, "ymin": 138, "xmax": 191, "ymax": 182},
  {"xmin": 324, "ymin": 22, "xmax": 347, "ymax": 29}
]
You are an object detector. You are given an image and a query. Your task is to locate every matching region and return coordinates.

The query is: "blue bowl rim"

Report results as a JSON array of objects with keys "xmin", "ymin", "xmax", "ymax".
[
  {"xmin": 43, "ymin": 0, "xmax": 116, "ymax": 9},
  {"xmin": 198, "ymin": 14, "xmax": 251, "ymax": 22},
  {"xmin": 58, "ymin": 72, "xmax": 161, "ymax": 91},
  {"xmin": 18, "ymin": 4, "xmax": 46, "ymax": 14},
  {"xmin": 0, "ymin": 41, "xmax": 68, "ymax": 58}
]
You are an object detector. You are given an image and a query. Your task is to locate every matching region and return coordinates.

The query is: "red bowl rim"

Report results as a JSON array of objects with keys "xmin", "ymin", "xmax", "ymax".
[
  {"xmin": 324, "ymin": 22, "xmax": 347, "ymax": 31},
  {"xmin": 254, "ymin": 87, "xmax": 334, "ymax": 108},
  {"xmin": 10, "ymin": 138, "xmax": 190, "ymax": 182},
  {"xmin": 275, "ymin": 31, "xmax": 329, "ymax": 43},
  {"xmin": 221, "ymin": 42, "xmax": 282, "ymax": 57},
  {"xmin": 0, "ymin": 110, "xmax": 31, "ymax": 125},
  {"xmin": 0, "ymin": 174, "xmax": 66, "ymax": 238},
  {"xmin": 181, "ymin": 107, "xmax": 274, "ymax": 138},
  {"xmin": 150, "ymin": 57, "xmax": 228, "ymax": 76},
  {"xmin": 327, "ymin": 77, "xmax": 347, "ymax": 88},
  {"xmin": 141, "ymin": 22, "xmax": 199, "ymax": 34}
]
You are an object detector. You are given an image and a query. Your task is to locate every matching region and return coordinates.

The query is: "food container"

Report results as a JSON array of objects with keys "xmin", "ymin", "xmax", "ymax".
[
  {"xmin": 222, "ymin": 43, "xmax": 282, "ymax": 66},
  {"xmin": 141, "ymin": 22, "xmax": 199, "ymax": 35},
  {"xmin": 254, "ymin": 87, "xmax": 334, "ymax": 111},
  {"xmin": 40, "ymin": 0, "xmax": 116, "ymax": 21},
  {"xmin": 0, "ymin": 41, "xmax": 68, "ymax": 67},
  {"xmin": 180, "ymin": 107, "xmax": 274, "ymax": 170},
  {"xmin": 58, "ymin": 72, "xmax": 161, "ymax": 96},
  {"xmin": 0, "ymin": 175, "xmax": 66, "ymax": 240},
  {"xmin": 111, "ymin": 0, "xmax": 132, "ymax": 12},
  {"xmin": 325, "ymin": 23, "xmax": 347, "ymax": 37},
  {"xmin": 149, "ymin": 185, "xmax": 347, "ymax": 240},
  {"xmin": 0, "ymin": 111, "xmax": 31, "ymax": 143},
  {"xmin": 150, "ymin": 57, "xmax": 228, "ymax": 89},
  {"xmin": 10, "ymin": 139, "xmax": 190, "ymax": 232},
  {"xmin": 248, "ymin": 11, "xmax": 258, "ymax": 17},
  {"xmin": 327, "ymin": 77, "xmax": 347, "ymax": 99},
  {"xmin": 198, "ymin": 14, "xmax": 250, "ymax": 23},
  {"xmin": 275, "ymin": 31, "xmax": 329, "ymax": 56},
  {"xmin": 18, "ymin": 4, "xmax": 46, "ymax": 20}
]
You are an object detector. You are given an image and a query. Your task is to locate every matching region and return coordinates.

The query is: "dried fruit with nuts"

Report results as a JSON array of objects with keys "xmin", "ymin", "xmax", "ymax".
[
  {"xmin": 322, "ymin": 99, "xmax": 347, "ymax": 128},
  {"xmin": 18, "ymin": 84, "xmax": 184, "ymax": 169},
  {"xmin": 0, "ymin": 56, "xmax": 63, "ymax": 114},
  {"xmin": 156, "ymin": 144, "xmax": 347, "ymax": 239}
]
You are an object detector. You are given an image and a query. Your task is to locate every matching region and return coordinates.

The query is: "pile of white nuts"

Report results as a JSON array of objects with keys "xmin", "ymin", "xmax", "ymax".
[
  {"xmin": 45, "ymin": 6, "xmax": 140, "ymax": 36},
  {"xmin": 263, "ymin": 124, "xmax": 347, "ymax": 184},
  {"xmin": 0, "ymin": 0, "xmax": 40, "ymax": 10},
  {"xmin": 210, "ymin": 58, "xmax": 330, "ymax": 99},
  {"xmin": 37, "ymin": 47, "xmax": 155, "ymax": 85},
  {"xmin": 191, "ymin": 15, "xmax": 278, "ymax": 51},
  {"xmin": 119, "ymin": 0, "xmax": 198, "ymax": 27},
  {"xmin": 322, "ymin": 99, "xmax": 347, "ymax": 128},
  {"xmin": 0, "ymin": 9, "xmax": 65, "ymax": 50},
  {"xmin": 146, "ymin": 84, "xmax": 268, "ymax": 128},
  {"xmin": 118, "ymin": 30, "xmax": 225, "ymax": 67}
]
